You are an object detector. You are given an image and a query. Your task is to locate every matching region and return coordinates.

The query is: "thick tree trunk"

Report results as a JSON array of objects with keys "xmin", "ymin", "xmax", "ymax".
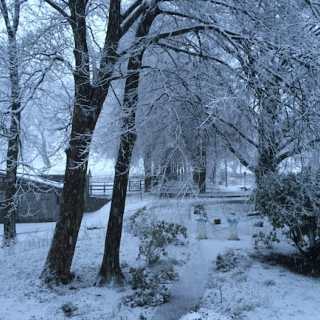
[
  {"xmin": 254, "ymin": 145, "xmax": 279, "ymax": 212},
  {"xmin": 41, "ymin": 0, "xmax": 122, "ymax": 284},
  {"xmin": 97, "ymin": 7, "xmax": 158, "ymax": 286},
  {"xmin": 41, "ymin": 163, "xmax": 88, "ymax": 284},
  {"xmin": 41, "ymin": 103, "xmax": 93, "ymax": 283},
  {"xmin": 255, "ymin": 147, "xmax": 278, "ymax": 188}
]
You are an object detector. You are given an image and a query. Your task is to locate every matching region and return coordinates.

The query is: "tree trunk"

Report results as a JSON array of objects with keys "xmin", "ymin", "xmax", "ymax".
[
  {"xmin": 41, "ymin": 0, "xmax": 122, "ymax": 284},
  {"xmin": 3, "ymin": 34, "xmax": 20, "ymax": 246},
  {"xmin": 41, "ymin": 99, "xmax": 94, "ymax": 283},
  {"xmin": 255, "ymin": 147, "xmax": 278, "ymax": 188},
  {"xmin": 97, "ymin": 132, "xmax": 136, "ymax": 285},
  {"xmin": 254, "ymin": 144, "xmax": 279, "ymax": 212},
  {"xmin": 3, "ymin": 114, "xmax": 20, "ymax": 245},
  {"xmin": 97, "ymin": 7, "xmax": 158, "ymax": 286},
  {"xmin": 143, "ymin": 149, "xmax": 152, "ymax": 192},
  {"xmin": 193, "ymin": 129, "xmax": 207, "ymax": 193}
]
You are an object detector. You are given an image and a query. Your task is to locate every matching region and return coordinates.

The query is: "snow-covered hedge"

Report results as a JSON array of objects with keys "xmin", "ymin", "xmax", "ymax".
[
  {"xmin": 138, "ymin": 220, "xmax": 187, "ymax": 265},
  {"xmin": 256, "ymin": 171, "xmax": 320, "ymax": 260},
  {"xmin": 129, "ymin": 207, "xmax": 187, "ymax": 265},
  {"xmin": 124, "ymin": 207, "xmax": 187, "ymax": 307},
  {"xmin": 124, "ymin": 263, "xmax": 177, "ymax": 307}
]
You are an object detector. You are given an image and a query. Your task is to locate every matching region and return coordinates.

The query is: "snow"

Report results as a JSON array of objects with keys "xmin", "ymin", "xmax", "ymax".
[
  {"xmin": 0, "ymin": 196, "xmax": 154, "ymax": 320},
  {"xmin": 180, "ymin": 310, "xmax": 229, "ymax": 320},
  {"xmin": 177, "ymin": 203, "xmax": 320, "ymax": 320},
  {"xmin": 24, "ymin": 175, "xmax": 63, "ymax": 189},
  {"xmin": 1, "ymin": 195, "xmax": 320, "ymax": 320},
  {"xmin": 152, "ymin": 241, "xmax": 213, "ymax": 320}
]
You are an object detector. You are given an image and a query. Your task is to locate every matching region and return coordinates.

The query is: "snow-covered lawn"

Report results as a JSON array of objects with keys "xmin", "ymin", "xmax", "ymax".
[
  {"xmin": 179, "ymin": 203, "xmax": 320, "ymax": 320},
  {"xmin": 0, "ymin": 196, "xmax": 155, "ymax": 320},
  {"xmin": 1, "ymin": 196, "xmax": 320, "ymax": 320}
]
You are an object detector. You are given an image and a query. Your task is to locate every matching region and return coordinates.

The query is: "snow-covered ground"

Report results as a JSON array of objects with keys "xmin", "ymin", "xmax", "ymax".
[
  {"xmin": 1, "ymin": 195, "xmax": 320, "ymax": 320},
  {"xmin": 0, "ymin": 196, "xmax": 155, "ymax": 320},
  {"xmin": 178, "ymin": 203, "xmax": 320, "ymax": 320}
]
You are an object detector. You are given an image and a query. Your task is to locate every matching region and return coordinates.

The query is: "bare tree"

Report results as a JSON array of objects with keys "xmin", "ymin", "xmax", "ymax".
[
  {"xmin": 41, "ymin": 0, "xmax": 149, "ymax": 284},
  {"xmin": 97, "ymin": 2, "xmax": 159, "ymax": 286},
  {"xmin": 0, "ymin": 0, "xmax": 23, "ymax": 245}
]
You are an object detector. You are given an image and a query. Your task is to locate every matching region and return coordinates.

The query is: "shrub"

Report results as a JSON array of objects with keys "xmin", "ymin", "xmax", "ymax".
[
  {"xmin": 138, "ymin": 221, "xmax": 187, "ymax": 265},
  {"xmin": 129, "ymin": 207, "xmax": 187, "ymax": 265},
  {"xmin": 252, "ymin": 230, "xmax": 279, "ymax": 249},
  {"xmin": 256, "ymin": 171, "xmax": 320, "ymax": 260},
  {"xmin": 127, "ymin": 207, "xmax": 153, "ymax": 237},
  {"xmin": 216, "ymin": 249, "xmax": 250, "ymax": 273},
  {"xmin": 125, "ymin": 207, "xmax": 187, "ymax": 307},
  {"xmin": 123, "ymin": 265, "xmax": 177, "ymax": 307}
]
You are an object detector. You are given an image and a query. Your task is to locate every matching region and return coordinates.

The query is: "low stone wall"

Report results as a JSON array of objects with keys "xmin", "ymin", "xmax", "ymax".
[
  {"xmin": 17, "ymin": 191, "xmax": 60, "ymax": 223},
  {"xmin": 0, "ymin": 193, "xmax": 110, "ymax": 223},
  {"xmin": 85, "ymin": 196, "xmax": 110, "ymax": 213}
]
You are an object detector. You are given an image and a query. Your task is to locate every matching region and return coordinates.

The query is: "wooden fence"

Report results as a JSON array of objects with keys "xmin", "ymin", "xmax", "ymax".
[{"xmin": 88, "ymin": 177, "xmax": 144, "ymax": 196}]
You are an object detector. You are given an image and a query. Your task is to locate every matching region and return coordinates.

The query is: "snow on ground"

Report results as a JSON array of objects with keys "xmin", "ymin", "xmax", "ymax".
[
  {"xmin": 1, "ymin": 195, "xmax": 320, "ymax": 320},
  {"xmin": 178, "ymin": 203, "xmax": 320, "ymax": 320},
  {"xmin": 0, "ymin": 196, "xmax": 155, "ymax": 320}
]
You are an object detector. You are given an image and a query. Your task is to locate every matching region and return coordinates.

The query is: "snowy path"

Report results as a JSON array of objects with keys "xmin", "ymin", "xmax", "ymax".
[
  {"xmin": 152, "ymin": 241, "xmax": 213, "ymax": 320},
  {"xmin": 151, "ymin": 200, "xmax": 252, "ymax": 320}
]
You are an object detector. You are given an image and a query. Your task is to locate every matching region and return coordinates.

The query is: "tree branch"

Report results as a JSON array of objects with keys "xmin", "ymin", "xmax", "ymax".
[
  {"xmin": 213, "ymin": 115, "xmax": 259, "ymax": 148},
  {"xmin": 44, "ymin": 0, "xmax": 71, "ymax": 20},
  {"xmin": 120, "ymin": 1, "xmax": 147, "ymax": 36},
  {"xmin": 0, "ymin": 0, "xmax": 12, "ymax": 34},
  {"xmin": 213, "ymin": 124, "xmax": 255, "ymax": 172},
  {"xmin": 121, "ymin": 0, "xmax": 142, "ymax": 21},
  {"xmin": 156, "ymin": 42, "xmax": 234, "ymax": 69}
]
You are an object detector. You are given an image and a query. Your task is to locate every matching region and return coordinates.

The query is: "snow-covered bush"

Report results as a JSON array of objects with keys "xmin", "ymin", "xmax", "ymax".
[
  {"xmin": 252, "ymin": 230, "xmax": 279, "ymax": 249},
  {"xmin": 216, "ymin": 249, "xmax": 251, "ymax": 273},
  {"xmin": 125, "ymin": 207, "xmax": 187, "ymax": 307},
  {"xmin": 129, "ymin": 207, "xmax": 187, "ymax": 265},
  {"xmin": 138, "ymin": 220, "xmax": 187, "ymax": 265},
  {"xmin": 256, "ymin": 171, "xmax": 320, "ymax": 260},
  {"xmin": 124, "ymin": 264, "xmax": 177, "ymax": 307},
  {"xmin": 61, "ymin": 303, "xmax": 78, "ymax": 317},
  {"xmin": 128, "ymin": 207, "xmax": 153, "ymax": 237}
]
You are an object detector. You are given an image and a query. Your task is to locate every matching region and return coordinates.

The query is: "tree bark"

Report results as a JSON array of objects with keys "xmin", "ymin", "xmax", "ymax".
[
  {"xmin": 143, "ymin": 148, "xmax": 152, "ymax": 192},
  {"xmin": 192, "ymin": 129, "xmax": 207, "ymax": 193},
  {"xmin": 97, "ymin": 7, "xmax": 158, "ymax": 286},
  {"xmin": 3, "ymin": 31, "xmax": 20, "ymax": 246},
  {"xmin": 41, "ymin": 97, "xmax": 93, "ymax": 283},
  {"xmin": 41, "ymin": 0, "xmax": 122, "ymax": 284},
  {"xmin": 97, "ymin": 132, "xmax": 136, "ymax": 285}
]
